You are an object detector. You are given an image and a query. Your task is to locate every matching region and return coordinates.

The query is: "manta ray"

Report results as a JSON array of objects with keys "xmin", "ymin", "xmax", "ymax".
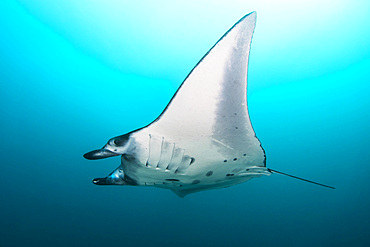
[{"xmin": 84, "ymin": 12, "xmax": 334, "ymax": 197}]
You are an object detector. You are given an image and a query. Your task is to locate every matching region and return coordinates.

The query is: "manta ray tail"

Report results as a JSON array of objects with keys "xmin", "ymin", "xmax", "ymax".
[{"xmin": 268, "ymin": 168, "xmax": 335, "ymax": 189}]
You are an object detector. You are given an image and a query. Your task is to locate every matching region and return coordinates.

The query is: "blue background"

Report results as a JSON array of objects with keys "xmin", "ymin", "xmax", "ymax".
[{"xmin": 1, "ymin": 0, "xmax": 369, "ymax": 246}]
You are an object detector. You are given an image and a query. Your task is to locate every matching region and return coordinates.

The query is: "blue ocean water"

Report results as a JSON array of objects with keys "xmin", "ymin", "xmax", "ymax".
[{"xmin": 1, "ymin": 1, "xmax": 369, "ymax": 246}]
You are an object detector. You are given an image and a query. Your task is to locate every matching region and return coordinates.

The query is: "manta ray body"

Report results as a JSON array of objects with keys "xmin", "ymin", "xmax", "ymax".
[{"xmin": 84, "ymin": 12, "xmax": 333, "ymax": 197}]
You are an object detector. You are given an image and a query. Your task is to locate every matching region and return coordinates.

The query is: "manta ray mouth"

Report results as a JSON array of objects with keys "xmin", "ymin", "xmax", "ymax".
[{"xmin": 83, "ymin": 149, "xmax": 119, "ymax": 160}]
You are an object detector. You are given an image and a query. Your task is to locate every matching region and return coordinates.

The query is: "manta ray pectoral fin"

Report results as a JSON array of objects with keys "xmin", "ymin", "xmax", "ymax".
[{"xmin": 83, "ymin": 149, "xmax": 119, "ymax": 160}]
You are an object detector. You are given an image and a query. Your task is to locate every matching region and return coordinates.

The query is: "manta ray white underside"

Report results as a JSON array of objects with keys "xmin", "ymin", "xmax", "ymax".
[{"xmin": 83, "ymin": 12, "xmax": 333, "ymax": 197}]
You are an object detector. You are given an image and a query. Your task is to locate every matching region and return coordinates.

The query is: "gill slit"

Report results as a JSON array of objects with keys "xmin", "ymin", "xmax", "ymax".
[
  {"xmin": 156, "ymin": 137, "xmax": 164, "ymax": 168},
  {"xmin": 146, "ymin": 134, "xmax": 151, "ymax": 167},
  {"xmin": 166, "ymin": 143, "xmax": 176, "ymax": 170}
]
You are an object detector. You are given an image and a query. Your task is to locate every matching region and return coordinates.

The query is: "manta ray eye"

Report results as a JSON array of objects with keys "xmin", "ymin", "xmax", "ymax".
[
  {"xmin": 113, "ymin": 138, "xmax": 126, "ymax": 146},
  {"xmin": 111, "ymin": 134, "xmax": 130, "ymax": 146}
]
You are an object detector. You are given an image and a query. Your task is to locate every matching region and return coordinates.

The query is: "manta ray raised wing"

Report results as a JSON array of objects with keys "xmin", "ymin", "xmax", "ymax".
[{"xmin": 84, "ymin": 12, "xmax": 334, "ymax": 197}]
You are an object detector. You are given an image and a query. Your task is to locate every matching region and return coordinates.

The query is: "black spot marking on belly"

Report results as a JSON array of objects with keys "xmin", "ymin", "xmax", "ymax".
[
  {"xmin": 165, "ymin": 179, "xmax": 180, "ymax": 182},
  {"xmin": 243, "ymin": 154, "xmax": 247, "ymax": 156},
  {"xmin": 226, "ymin": 174, "xmax": 234, "ymax": 177},
  {"xmin": 206, "ymin": 171, "xmax": 213, "ymax": 177},
  {"xmin": 192, "ymin": 180, "xmax": 200, "ymax": 184},
  {"xmin": 233, "ymin": 158, "xmax": 237, "ymax": 161},
  {"xmin": 190, "ymin": 157, "xmax": 195, "ymax": 165},
  {"xmin": 224, "ymin": 160, "xmax": 227, "ymax": 163}
]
